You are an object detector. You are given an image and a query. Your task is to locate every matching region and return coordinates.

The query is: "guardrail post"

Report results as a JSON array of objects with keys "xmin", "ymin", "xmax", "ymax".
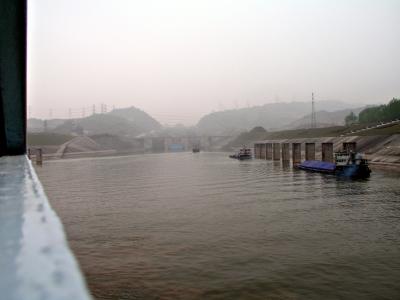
[{"xmin": 36, "ymin": 148, "xmax": 42, "ymax": 165}]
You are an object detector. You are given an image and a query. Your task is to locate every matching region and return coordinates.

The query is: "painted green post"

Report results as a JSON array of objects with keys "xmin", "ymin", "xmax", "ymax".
[{"xmin": 0, "ymin": 0, "xmax": 27, "ymax": 155}]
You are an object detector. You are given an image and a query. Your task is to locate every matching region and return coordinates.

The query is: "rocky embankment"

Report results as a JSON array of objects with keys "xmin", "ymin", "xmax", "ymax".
[{"xmin": 35, "ymin": 135, "xmax": 141, "ymax": 159}]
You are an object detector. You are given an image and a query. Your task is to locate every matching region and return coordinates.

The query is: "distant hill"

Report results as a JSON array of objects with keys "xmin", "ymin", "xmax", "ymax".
[
  {"xmin": 28, "ymin": 106, "xmax": 162, "ymax": 137},
  {"xmin": 223, "ymin": 126, "xmax": 268, "ymax": 149},
  {"xmin": 52, "ymin": 114, "xmax": 142, "ymax": 136},
  {"xmin": 283, "ymin": 107, "xmax": 365, "ymax": 129},
  {"xmin": 27, "ymin": 118, "xmax": 65, "ymax": 132},
  {"xmin": 196, "ymin": 101, "xmax": 360, "ymax": 135},
  {"xmin": 109, "ymin": 106, "xmax": 162, "ymax": 132}
]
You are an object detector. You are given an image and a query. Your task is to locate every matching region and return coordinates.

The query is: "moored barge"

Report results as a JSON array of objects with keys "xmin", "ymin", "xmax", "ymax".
[
  {"xmin": 298, "ymin": 151, "xmax": 371, "ymax": 178},
  {"xmin": 229, "ymin": 147, "xmax": 252, "ymax": 160}
]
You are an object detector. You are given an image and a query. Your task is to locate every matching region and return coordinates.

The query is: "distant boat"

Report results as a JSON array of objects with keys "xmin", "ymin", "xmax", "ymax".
[
  {"xmin": 298, "ymin": 151, "xmax": 371, "ymax": 178},
  {"xmin": 229, "ymin": 147, "xmax": 252, "ymax": 160},
  {"xmin": 192, "ymin": 147, "xmax": 200, "ymax": 153}
]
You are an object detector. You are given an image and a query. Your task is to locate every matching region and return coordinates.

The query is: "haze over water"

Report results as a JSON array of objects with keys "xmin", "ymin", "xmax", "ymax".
[
  {"xmin": 37, "ymin": 153, "xmax": 400, "ymax": 300},
  {"xmin": 28, "ymin": 0, "xmax": 400, "ymax": 124}
]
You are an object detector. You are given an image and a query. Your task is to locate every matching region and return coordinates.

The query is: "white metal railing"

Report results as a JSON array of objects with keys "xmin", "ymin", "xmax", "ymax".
[{"xmin": 0, "ymin": 156, "xmax": 92, "ymax": 300}]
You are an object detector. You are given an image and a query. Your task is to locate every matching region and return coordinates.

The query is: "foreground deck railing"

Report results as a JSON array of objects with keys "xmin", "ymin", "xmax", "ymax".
[{"xmin": 0, "ymin": 156, "xmax": 92, "ymax": 300}]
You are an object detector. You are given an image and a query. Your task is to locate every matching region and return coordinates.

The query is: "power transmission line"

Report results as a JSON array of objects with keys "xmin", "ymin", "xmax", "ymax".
[{"xmin": 311, "ymin": 92, "xmax": 316, "ymax": 128}]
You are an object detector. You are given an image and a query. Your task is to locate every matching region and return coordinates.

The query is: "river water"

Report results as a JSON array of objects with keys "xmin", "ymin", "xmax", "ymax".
[{"xmin": 36, "ymin": 152, "xmax": 400, "ymax": 300}]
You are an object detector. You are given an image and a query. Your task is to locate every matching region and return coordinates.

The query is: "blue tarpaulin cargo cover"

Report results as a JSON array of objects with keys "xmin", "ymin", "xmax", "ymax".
[{"xmin": 299, "ymin": 160, "xmax": 336, "ymax": 172}]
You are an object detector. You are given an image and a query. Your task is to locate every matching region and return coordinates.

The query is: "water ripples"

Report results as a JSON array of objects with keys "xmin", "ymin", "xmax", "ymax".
[{"xmin": 36, "ymin": 152, "xmax": 400, "ymax": 300}]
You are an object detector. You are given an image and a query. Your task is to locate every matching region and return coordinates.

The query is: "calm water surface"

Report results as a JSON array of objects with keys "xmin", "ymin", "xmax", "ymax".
[{"xmin": 36, "ymin": 152, "xmax": 400, "ymax": 300}]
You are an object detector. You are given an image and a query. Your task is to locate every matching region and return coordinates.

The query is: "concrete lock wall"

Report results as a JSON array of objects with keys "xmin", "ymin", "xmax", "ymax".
[
  {"xmin": 273, "ymin": 143, "xmax": 281, "ymax": 160},
  {"xmin": 292, "ymin": 143, "xmax": 301, "ymax": 164},
  {"xmin": 281, "ymin": 143, "xmax": 290, "ymax": 161},
  {"xmin": 266, "ymin": 143, "xmax": 273, "ymax": 160},
  {"xmin": 322, "ymin": 143, "xmax": 334, "ymax": 162},
  {"xmin": 305, "ymin": 143, "xmax": 316, "ymax": 161}
]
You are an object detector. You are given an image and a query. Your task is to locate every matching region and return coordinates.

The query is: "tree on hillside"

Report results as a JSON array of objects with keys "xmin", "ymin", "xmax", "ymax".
[
  {"xmin": 386, "ymin": 98, "xmax": 400, "ymax": 120},
  {"xmin": 345, "ymin": 111, "xmax": 358, "ymax": 126},
  {"xmin": 250, "ymin": 126, "xmax": 267, "ymax": 134},
  {"xmin": 358, "ymin": 98, "xmax": 400, "ymax": 124}
]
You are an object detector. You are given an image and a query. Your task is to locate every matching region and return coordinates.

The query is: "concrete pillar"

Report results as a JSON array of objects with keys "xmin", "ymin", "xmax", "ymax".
[
  {"xmin": 343, "ymin": 142, "xmax": 356, "ymax": 153},
  {"xmin": 292, "ymin": 143, "xmax": 301, "ymax": 165},
  {"xmin": 144, "ymin": 138, "xmax": 152, "ymax": 152},
  {"xmin": 208, "ymin": 136, "xmax": 213, "ymax": 150},
  {"xmin": 183, "ymin": 137, "xmax": 190, "ymax": 151},
  {"xmin": 281, "ymin": 143, "xmax": 290, "ymax": 162},
  {"xmin": 322, "ymin": 143, "xmax": 334, "ymax": 162},
  {"xmin": 260, "ymin": 144, "xmax": 266, "ymax": 159},
  {"xmin": 164, "ymin": 137, "xmax": 170, "ymax": 152},
  {"xmin": 305, "ymin": 143, "xmax": 315, "ymax": 161},
  {"xmin": 273, "ymin": 143, "xmax": 281, "ymax": 160},
  {"xmin": 201, "ymin": 136, "xmax": 210, "ymax": 151},
  {"xmin": 266, "ymin": 143, "xmax": 273, "ymax": 160},
  {"xmin": 264, "ymin": 143, "xmax": 269, "ymax": 160},
  {"xmin": 282, "ymin": 160, "xmax": 290, "ymax": 169}
]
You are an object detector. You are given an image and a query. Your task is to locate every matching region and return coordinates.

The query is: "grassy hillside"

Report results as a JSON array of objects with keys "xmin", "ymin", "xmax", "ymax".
[
  {"xmin": 358, "ymin": 98, "xmax": 400, "ymax": 123},
  {"xmin": 285, "ymin": 107, "xmax": 364, "ymax": 129}
]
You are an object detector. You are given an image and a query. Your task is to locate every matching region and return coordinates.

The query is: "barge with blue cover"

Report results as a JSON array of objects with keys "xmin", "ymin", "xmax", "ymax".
[{"xmin": 298, "ymin": 151, "xmax": 371, "ymax": 178}]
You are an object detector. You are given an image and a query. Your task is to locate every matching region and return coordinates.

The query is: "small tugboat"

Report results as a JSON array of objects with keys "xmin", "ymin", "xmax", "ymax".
[
  {"xmin": 298, "ymin": 150, "xmax": 371, "ymax": 178},
  {"xmin": 229, "ymin": 147, "xmax": 252, "ymax": 160}
]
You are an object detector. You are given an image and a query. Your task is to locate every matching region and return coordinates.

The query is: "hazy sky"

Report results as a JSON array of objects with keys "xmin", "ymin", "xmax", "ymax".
[{"xmin": 28, "ymin": 0, "xmax": 400, "ymax": 125}]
